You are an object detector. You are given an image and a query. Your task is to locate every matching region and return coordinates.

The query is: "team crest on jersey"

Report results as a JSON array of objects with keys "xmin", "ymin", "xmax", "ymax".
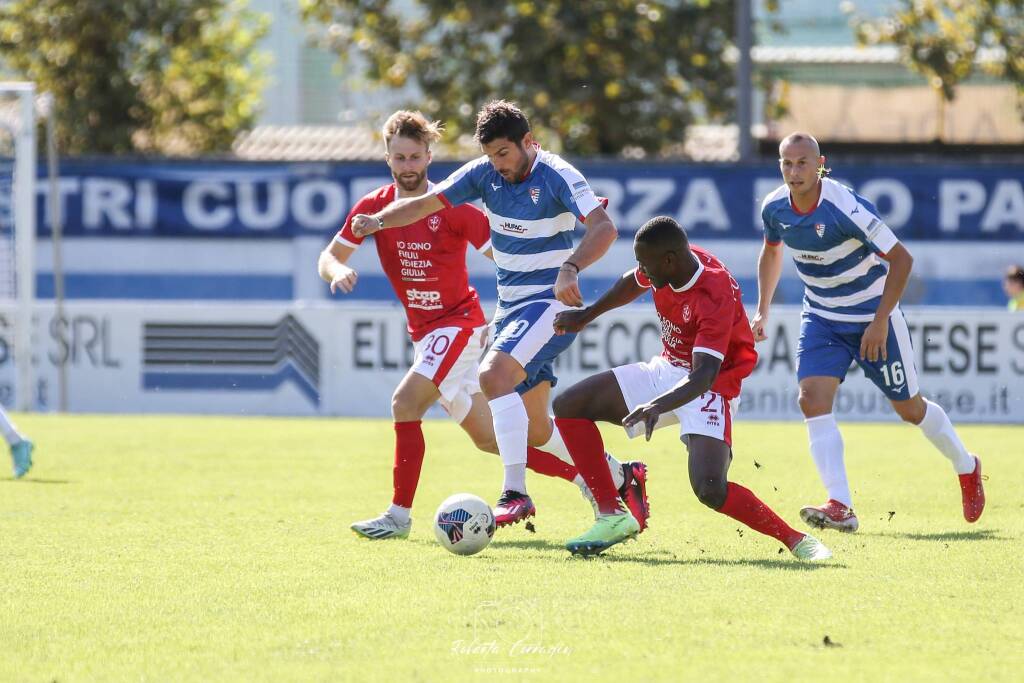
[
  {"xmin": 529, "ymin": 187, "xmax": 540, "ymax": 204},
  {"xmin": 427, "ymin": 215, "xmax": 441, "ymax": 232},
  {"xmin": 814, "ymin": 223, "xmax": 826, "ymax": 238},
  {"xmin": 681, "ymin": 304, "xmax": 692, "ymax": 323}
]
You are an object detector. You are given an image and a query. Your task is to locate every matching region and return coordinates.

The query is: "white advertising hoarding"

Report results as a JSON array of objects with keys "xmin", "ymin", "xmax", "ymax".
[{"xmin": 7, "ymin": 303, "xmax": 1023, "ymax": 423}]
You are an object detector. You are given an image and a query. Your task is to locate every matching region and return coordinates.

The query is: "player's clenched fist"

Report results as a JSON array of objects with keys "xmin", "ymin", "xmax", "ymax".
[
  {"xmin": 351, "ymin": 214, "xmax": 382, "ymax": 238},
  {"xmin": 554, "ymin": 267, "xmax": 584, "ymax": 308},
  {"xmin": 329, "ymin": 265, "xmax": 359, "ymax": 294},
  {"xmin": 749, "ymin": 312, "xmax": 768, "ymax": 342}
]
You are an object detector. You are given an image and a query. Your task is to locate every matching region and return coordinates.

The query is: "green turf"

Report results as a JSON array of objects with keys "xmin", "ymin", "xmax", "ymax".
[{"xmin": 1, "ymin": 414, "xmax": 1021, "ymax": 681}]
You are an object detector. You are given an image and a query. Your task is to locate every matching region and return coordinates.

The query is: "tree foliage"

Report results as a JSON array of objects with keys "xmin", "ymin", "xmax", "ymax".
[
  {"xmin": 0, "ymin": 0, "xmax": 269, "ymax": 155},
  {"xmin": 301, "ymin": 0, "xmax": 750, "ymax": 156},
  {"xmin": 849, "ymin": 0, "xmax": 1024, "ymax": 106}
]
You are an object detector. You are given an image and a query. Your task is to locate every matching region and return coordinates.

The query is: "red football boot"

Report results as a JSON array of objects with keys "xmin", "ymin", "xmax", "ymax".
[
  {"xmin": 799, "ymin": 499, "xmax": 859, "ymax": 533},
  {"xmin": 959, "ymin": 455, "xmax": 985, "ymax": 523}
]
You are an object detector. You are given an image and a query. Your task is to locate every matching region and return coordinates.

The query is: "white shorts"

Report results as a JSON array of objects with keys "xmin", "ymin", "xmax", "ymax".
[
  {"xmin": 612, "ymin": 355, "xmax": 737, "ymax": 446},
  {"xmin": 412, "ymin": 324, "xmax": 488, "ymax": 423}
]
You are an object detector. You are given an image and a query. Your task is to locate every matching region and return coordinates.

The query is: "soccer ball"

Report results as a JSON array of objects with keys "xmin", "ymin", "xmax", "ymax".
[{"xmin": 433, "ymin": 493, "xmax": 495, "ymax": 556}]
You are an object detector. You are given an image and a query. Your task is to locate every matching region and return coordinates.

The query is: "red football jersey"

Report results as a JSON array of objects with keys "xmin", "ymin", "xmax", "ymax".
[
  {"xmin": 336, "ymin": 184, "xmax": 491, "ymax": 341},
  {"xmin": 634, "ymin": 245, "xmax": 758, "ymax": 399}
]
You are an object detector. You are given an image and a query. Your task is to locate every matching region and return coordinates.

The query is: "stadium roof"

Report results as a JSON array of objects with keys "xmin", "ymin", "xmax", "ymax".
[
  {"xmin": 232, "ymin": 125, "xmax": 479, "ymax": 161},
  {"xmin": 231, "ymin": 123, "xmax": 751, "ymax": 163},
  {"xmin": 753, "ymin": 45, "xmax": 1007, "ymax": 65}
]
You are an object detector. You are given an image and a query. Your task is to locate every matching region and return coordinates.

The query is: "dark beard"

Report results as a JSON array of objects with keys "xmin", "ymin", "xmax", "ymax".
[{"xmin": 393, "ymin": 170, "xmax": 426, "ymax": 192}]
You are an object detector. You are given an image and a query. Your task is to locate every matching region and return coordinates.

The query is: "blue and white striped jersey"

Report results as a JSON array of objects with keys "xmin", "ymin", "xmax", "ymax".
[
  {"xmin": 434, "ymin": 148, "xmax": 602, "ymax": 311},
  {"xmin": 761, "ymin": 177, "xmax": 900, "ymax": 322}
]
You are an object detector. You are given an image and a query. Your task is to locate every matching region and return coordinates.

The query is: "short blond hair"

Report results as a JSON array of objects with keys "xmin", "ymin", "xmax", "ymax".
[{"xmin": 382, "ymin": 110, "xmax": 443, "ymax": 149}]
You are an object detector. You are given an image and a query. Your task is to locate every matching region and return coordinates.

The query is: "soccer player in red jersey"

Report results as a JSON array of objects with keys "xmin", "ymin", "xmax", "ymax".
[
  {"xmin": 319, "ymin": 111, "xmax": 630, "ymax": 539},
  {"xmin": 551, "ymin": 216, "xmax": 832, "ymax": 560}
]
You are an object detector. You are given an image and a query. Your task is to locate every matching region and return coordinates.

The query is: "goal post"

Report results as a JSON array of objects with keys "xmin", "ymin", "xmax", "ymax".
[{"xmin": 0, "ymin": 82, "xmax": 36, "ymax": 411}]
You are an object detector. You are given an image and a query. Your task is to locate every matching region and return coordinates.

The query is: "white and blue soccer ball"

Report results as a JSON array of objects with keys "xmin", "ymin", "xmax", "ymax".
[{"xmin": 434, "ymin": 493, "xmax": 495, "ymax": 556}]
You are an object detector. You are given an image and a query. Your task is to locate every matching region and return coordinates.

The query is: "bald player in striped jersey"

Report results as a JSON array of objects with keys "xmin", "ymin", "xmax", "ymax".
[{"xmin": 751, "ymin": 132, "xmax": 985, "ymax": 532}]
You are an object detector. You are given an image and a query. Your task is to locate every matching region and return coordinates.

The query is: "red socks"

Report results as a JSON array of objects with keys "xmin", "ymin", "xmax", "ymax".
[
  {"xmin": 718, "ymin": 482, "xmax": 804, "ymax": 549},
  {"xmin": 526, "ymin": 447, "xmax": 579, "ymax": 482},
  {"xmin": 554, "ymin": 417, "xmax": 620, "ymax": 514},
  {"xmin": 392, "ymin": 421, "xmax": 425, "ymax": 508}
]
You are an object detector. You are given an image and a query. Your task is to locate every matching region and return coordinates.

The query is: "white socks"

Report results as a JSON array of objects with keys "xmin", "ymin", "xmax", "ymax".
[
  {"xmin": 919, "ymin": 399, "xmax": 975, "ymax": 474},
  {"xmin": 0, "ymin": 407, "xmax": 23, "ymax": 446},
  {"xmin": 489, "ymin": 393, "xmax": 529, "ymax": 493},
  {"xmin": 544, "ymin": 420, "xmax": 625, "ymax": 489},
  {"xmin": 606, "ymin": 453, "xmax": 626, "ymax": 489},
  {"xmin": 387, "ymin": 503, "xmax": 411, "ymax": 524},
  {"xmin": 805, "ymin": 414, "xmax": 852, "ymax": 508},
  {"xmin": 538, "ymin": 421, "xmax": 574, "ymax": 465}
]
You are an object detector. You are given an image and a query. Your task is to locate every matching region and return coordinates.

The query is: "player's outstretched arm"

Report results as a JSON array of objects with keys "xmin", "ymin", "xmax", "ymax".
[
  {"xmin": 622, "ymin": 352, "xmax": 723, "ymax": 441},
  {"xmin": 554, "ymin": 206, "xmax": 619, "ymax": 307},
  {"xmin": 553, "ymin": 270, "xmax": 646, "ymax": 336},
  {"xmin": 351, "ymin": 193, "xmax": 446, "ymax": 238},
  {"xmin": 318, "ymin": 240, "xmax": 359, "ymax": 294},
  {"xmin": 751, "ymin": 241, "xmax": 783, "ymax": 341}
]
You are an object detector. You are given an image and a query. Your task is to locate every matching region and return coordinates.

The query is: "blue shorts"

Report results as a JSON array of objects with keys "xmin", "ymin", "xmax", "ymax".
[
  {"xmin": 491, "ymin": 300, "xmax": 576, "ymax": 394},
  {"xmin": 796, "ymin": 309, "xmax": 920, "ymax": 401}
]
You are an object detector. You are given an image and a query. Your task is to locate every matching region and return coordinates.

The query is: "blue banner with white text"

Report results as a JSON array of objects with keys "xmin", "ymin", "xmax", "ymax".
[{"xmin": 38, "ymin": 159, "xmax": 1024, "ymax": 240}]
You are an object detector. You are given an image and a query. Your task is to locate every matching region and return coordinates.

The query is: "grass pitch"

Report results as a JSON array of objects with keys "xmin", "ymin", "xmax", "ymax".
[{"xmin": 1, "ymin": 414, "xmax": 1021, "ymax": 681}]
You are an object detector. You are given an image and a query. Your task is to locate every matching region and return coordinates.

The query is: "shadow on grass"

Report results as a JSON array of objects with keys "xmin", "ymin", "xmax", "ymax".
[
  {"xmin": 486, "ymin": 539, "xmax": 843, "ymax": 570},
  {"xmin": 3, "ymin": 477, "xmax": 74, "ymax": 484},
  {"xmin": 865, "ymin": 528, "xmax": 1010, "ymax": 542},
  {"xmin": 489, "ymin": 538, "xmax": 567, "ymax": 552},
  {"xmin": 590, "ymin": 552, "xmax": 845, "ymax": 571}
]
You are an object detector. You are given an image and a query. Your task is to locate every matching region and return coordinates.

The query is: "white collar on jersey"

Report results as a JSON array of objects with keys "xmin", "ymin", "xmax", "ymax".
[{"xmin": 669, "ymin": 258, "xmax": 704, "ymax": 292}]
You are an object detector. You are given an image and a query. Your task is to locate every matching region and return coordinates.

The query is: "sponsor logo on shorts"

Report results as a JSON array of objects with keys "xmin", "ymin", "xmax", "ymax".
[
  {"xmin": 407, "ymin": 288, "xmax": 443, "ymax": 310},
  {"xmin": 706, "ymin": 413, "xmax": 720, "ymax": 427}
]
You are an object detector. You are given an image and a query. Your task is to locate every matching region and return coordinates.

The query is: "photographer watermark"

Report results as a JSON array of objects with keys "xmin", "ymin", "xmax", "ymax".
[{"xmin": 449, "ymin": 599, "xmax": 572, "ymax": 663}]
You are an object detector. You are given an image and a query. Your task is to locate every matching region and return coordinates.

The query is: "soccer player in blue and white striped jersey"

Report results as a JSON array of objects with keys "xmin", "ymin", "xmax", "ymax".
[
  {"xmin": 751, "ymin": 133, "xmax": 985, "ymax": 532},
  {"xmin": 350, "ymin": 101, "xmax": 649, "ymax": 530}
]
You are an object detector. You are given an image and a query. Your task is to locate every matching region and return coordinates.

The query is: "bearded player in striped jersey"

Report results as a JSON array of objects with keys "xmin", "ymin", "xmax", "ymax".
[{"xmin": 752, "ymin": 132, "xmax": 985, "ymax": 533}]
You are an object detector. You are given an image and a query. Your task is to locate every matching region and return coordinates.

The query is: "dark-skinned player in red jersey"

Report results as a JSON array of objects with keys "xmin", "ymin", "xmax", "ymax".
[{"xmin": 551, "ymin": 216, "xmax": 832, "ymax": 560}]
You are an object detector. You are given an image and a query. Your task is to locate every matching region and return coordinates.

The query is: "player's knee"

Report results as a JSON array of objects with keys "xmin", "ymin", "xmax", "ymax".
[
  {"xmin": 390, "ymin": 391, "xmax": 419, "ymax": 422},
  {"xmin": 797, "ymin": 391, "xmax": 829, "ymax": 418},
  {"xmin": 894, "ymin": 399, "xmax": 926, "ymax": 425},
  {"xmin": 478, "ymin": 367, "xmax": 510, "ymax": 399},
  {"xmin": 692, "ymin": 477, "xmax": 728, "ymax": 509},
  {"xmin": 551, "ymin": 392, "xmax": 575, "ymax": 419}
]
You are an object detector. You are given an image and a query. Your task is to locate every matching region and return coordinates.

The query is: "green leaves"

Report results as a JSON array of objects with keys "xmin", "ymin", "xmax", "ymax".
[
  {"xmin": 300, "ymin": 0, "xmax": 747, "ymax": 156},
  {"xmin": 0, "ymin": 0, "xmax": 269, "ymax": 155},
  {"xmin": 849, "ymin": 0, "xmax": 1024, "ymax": 106}
]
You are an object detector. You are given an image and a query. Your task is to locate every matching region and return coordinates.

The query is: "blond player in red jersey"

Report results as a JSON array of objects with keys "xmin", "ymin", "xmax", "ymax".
[
  {"xmin": 551, "ymin": 216, "xmax": 831, "ymax": 560},
  {"xmin": 319, "ymin": 111, "xmax": 643, "ymax": 539}
]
